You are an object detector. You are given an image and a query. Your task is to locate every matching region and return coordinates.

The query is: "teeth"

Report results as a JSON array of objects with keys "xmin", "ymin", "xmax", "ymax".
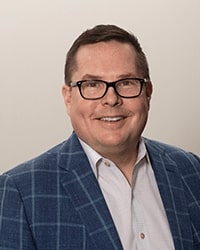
[{"xmin": 100, "ymin": 117, "xmax": 123, "ymax": 122}]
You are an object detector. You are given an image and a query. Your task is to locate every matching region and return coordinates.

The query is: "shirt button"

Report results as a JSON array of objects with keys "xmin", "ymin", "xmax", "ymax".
[
  {"xmin": 104, "ymin": 160, "xmax": 111, "ymax": 167},
  {"xmin": 140, "ymin": 233, "xmax": 145, "ymax": 239}
]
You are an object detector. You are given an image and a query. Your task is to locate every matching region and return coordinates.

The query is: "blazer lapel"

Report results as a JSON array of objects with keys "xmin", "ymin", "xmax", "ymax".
[
  {"xmin": 146, "ymin": 140, "xmax": 193, "ymax": 250},
  {"xmin": 59, "ymin": 133, "xmax": 123, "ymax": 250}
]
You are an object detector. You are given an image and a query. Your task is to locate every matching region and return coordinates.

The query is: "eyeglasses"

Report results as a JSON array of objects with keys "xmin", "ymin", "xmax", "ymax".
[{"xmin": 69, "ymin": 78, "xmax": 148, "ymax": 100}]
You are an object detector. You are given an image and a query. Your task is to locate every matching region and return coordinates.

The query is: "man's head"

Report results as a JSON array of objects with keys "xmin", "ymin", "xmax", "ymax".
[
  {"xmin": 62, "ymin": 24, "xmax": 152, "ymax": 157},
  {"xmin": 64, "ymin": 24, "xmax": 150, "ymax": 85}
]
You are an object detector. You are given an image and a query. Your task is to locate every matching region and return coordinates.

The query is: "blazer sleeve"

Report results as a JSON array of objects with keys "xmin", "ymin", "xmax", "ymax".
[
  {"xmin": 0, "ymin": 174, "xmax": 36, "ymax": 250},
  {"xmin": 185, "ymin": 153, "xmax": 200, "ymax": 248}
]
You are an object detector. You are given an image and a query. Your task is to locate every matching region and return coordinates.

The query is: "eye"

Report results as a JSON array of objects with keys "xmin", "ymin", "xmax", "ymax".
[
  {"xmin": 118, "ymin": 79, "xmax": 137, "ymax": 87},
  {"xmin": 122, "ymin": 80, "xmax": 131, "ymax": 86},
  {"xmin": 83, "ymin": 80, "xmax": 103, "ymax": 88}
]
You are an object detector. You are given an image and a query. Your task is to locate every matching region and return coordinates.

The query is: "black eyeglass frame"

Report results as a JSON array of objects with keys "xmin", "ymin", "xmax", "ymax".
[{"xmin": 69, "ymin": 77, "xmax": 149, "ymax": 100}]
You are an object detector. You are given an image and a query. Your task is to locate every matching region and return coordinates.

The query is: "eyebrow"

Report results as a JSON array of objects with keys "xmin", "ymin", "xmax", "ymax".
[
  {"xmin": 118, "ymin": 73, "xmax": 138, "ymax": 78},
  {"xmin": 80, "ymin": 73, "xmax": 138, "ymax": 80},
  {"xmin": 81, "ymin": 74, "xmax": 101, "ymax": 80}
]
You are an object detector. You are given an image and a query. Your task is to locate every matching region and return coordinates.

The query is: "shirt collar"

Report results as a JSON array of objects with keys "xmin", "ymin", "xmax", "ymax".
[
  {"xmin": 78, "ymin": 137, "xmax": 150, "ymax": 178},
  {"xmin": 135, "ymin": 137, "xmax": 149, "ymax": 165},
  {"xmin": 79, "ymin": 138, "xmax": 102, "ymax": 178}
]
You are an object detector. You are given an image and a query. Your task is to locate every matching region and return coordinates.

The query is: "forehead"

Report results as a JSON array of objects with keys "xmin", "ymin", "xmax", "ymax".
[
  {"xmin": 76, "ymin": 40, "xmax": 136, "ymax": 60},
  {"xmin": 73, "ymin": 41, "xmax": 138, "ymax": 79}
]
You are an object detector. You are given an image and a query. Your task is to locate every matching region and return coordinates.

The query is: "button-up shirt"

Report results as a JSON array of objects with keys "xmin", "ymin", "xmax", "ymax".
[{"xmin": 79, "ymin": 138, "xmax": 175, "ymax": 250}]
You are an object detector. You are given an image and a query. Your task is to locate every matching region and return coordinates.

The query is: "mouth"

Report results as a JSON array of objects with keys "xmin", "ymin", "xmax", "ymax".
[{"xmin": 99, "ymin": 116, "xmax": 124, "ymax": 122}]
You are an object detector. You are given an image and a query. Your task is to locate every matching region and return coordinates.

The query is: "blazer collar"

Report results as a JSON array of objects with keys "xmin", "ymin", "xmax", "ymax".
[
  {"xmin": 145, "ymin": 139, "xmax": 193, "ymax": 250},
  {"xmin": 59, "ymin": 133, "xmax": 123, "ymax": 250}
]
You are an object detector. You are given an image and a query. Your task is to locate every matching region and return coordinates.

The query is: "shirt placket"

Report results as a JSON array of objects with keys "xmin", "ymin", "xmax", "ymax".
[{"xmin": 131, "ymin": 158, "xmax": 151, "ymax": 250}]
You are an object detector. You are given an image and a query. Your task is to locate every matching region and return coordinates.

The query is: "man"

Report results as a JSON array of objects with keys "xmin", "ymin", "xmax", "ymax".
[{"xmin": 0, "ymin": 24, "xmax": 200, "ymax": 250}]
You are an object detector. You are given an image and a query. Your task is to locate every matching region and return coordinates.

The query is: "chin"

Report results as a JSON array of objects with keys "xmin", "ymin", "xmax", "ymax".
[{"xmin": 98, "ymin": 137, "xmax": 124, "ymax": 147}]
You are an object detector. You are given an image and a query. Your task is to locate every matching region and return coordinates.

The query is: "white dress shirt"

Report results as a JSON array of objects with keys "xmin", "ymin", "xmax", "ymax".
[{"xmin": 79, "ymin": 138, "xmax": 175, "ymax": 250}]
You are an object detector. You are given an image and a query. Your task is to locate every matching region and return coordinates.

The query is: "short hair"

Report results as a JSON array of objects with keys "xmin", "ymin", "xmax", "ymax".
[{"xmin": 64, "ymin": 24, "xmax": 150, "ymax": 85}]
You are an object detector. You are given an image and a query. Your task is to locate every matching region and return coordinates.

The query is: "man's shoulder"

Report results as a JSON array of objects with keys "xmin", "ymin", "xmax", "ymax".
[
  {"xmin": 3, "ymin": 133, "xmax": 81, "ymax": 178},
  {"xmin": 144, "ymin": 137, "xmax": 187, "ymax": 153},
  {"xmin": 144, "ymin": 137, "xmax": 200, "ymax": 170},
  {"xmin": 145, "ymin": 137, "xmax": 196, "ymax": 154},
  {"xmin": 3, "ymin": 140, "xmax": 66, "ymax": 177}
]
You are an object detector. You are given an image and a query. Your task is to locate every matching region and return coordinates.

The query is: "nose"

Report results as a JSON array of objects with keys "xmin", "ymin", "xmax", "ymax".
[{"xmin": 101, "ymin": 86, "xmax": 122, "ymax": 106}]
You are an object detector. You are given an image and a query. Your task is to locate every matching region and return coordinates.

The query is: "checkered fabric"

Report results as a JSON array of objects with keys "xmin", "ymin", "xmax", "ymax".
[{"xmin": 0, "ymin": 132, "xmax": 200, "ymax": 249}]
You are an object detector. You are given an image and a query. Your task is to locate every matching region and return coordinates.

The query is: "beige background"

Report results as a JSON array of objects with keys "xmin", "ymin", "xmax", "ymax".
[{"xmin": 0, "ymin": 0, "xmax": 199, "ymax": 173}]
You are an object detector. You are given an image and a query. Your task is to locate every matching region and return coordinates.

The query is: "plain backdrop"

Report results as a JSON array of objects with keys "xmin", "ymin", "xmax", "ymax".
[{"xmin": 0, "ymin": 0, "xmax": 200, "ymax": 173}]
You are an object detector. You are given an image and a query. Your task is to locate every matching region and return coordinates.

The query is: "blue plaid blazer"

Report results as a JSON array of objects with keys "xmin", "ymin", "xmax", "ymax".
[{"xmin": 0, "ymin": 132, "xmax": 200, "ymax": 250}]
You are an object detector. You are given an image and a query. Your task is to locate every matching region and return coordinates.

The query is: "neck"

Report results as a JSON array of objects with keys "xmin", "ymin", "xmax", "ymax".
[{"xmin": 97, "ymin": 142, "xmax": 139, "ymax": 184}]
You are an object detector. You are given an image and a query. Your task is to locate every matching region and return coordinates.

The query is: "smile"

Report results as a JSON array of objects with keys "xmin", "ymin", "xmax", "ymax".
[{"xmin": 99, "ymin": 116, "xmax": 124, "ymax": 122}]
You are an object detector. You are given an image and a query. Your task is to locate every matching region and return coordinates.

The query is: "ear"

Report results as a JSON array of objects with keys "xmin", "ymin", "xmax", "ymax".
[
  {"xmin": 145, "ymin": 81, "xmax": 153, "ymax": 109},
  {"xmin": 146, "ymin": 81, "xmax": 153, "ymax": 100},
  {"xmin": 62, "ymin": 84, "xmax": 72, "ymax": 115}
]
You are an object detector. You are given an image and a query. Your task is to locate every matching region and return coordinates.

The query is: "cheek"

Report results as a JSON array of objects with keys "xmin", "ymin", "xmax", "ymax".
[
  {"xmin": 128, "ymin": 96, "xmax": 149, "ymax": 112},
  {"xmin": 129, "ymin": 99, "xmax": 150, "ymax": 124},
  {"xmin": 69, "ymin": 97, "xmax": 95, "ymax": 121},
  {"xmin": 140, "ymin": 100, "xmax": 150, "ymax": 117},
  {"xmin": 66, "ymin": 92, "xmax": 82, "ymax": 115}
]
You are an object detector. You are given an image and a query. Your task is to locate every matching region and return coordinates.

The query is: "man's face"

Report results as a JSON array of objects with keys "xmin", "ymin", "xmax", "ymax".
[{"xmin": 62, "ymin": 41, "xmax": 152, "ymax": 155}]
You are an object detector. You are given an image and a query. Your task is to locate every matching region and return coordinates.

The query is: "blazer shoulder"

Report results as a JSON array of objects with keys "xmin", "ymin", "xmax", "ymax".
[
  {"xmin": 3, "ymin": 140, "xmax": 69, "ymax": 178},
  {"xmin": 144, "ymin": 137, "xmax": 199, "ymax": 156},
  {"xmin": 144, "ymin": 137, "xmax": 200, "ymax": 173},
  {"xmin": 2, "ymin": 133, "xmax": 84, "ymax": 178}
]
